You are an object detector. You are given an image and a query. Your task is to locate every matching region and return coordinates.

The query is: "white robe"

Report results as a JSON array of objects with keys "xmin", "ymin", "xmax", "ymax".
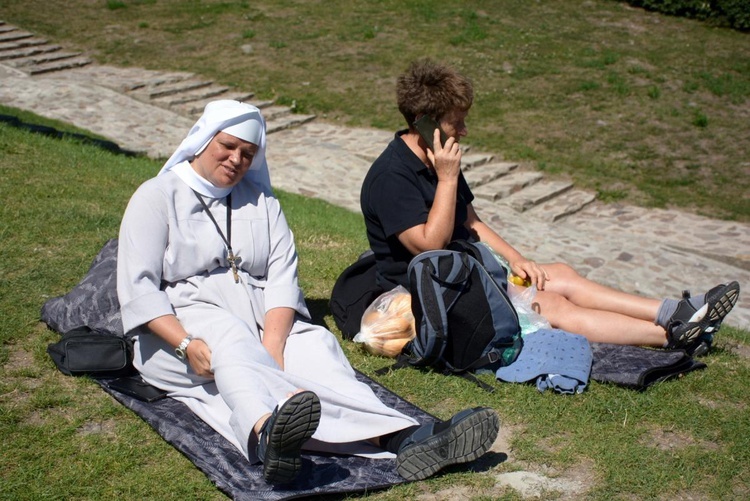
[{"xmin": 117, "ymin": 168, "xmax": 418, "ymax": 460}]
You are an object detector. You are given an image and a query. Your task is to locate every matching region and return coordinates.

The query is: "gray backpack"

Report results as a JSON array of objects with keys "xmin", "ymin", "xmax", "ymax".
[{"xmin": 378, "ymin": 241, "xmax": 523, "ymax": 389}]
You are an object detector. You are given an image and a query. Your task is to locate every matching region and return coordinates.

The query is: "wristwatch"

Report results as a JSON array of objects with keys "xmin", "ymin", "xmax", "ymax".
[{"xmin": 175, "ymin": 335, "xmax": 193, "ymax": 360}]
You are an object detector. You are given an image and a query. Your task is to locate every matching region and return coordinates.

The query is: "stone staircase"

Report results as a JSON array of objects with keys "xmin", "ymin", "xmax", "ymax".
[
  {"xmin": 0, "ymin": 20, "xmax": 596, "ymax": 222},
  {"xmin": 0, "ymin": 22, "xmax": 92, "ymax": 74},
  {"xmin": 460, "ymin": 152, "xmax": 596, "ymax": 222},
  {"xmin": 0, "ymin": 21, "xmax": 315, "ymax": 134},
  {"xmin": 116, "ymin": 70, "xmax": 316, "ymax": 133}
]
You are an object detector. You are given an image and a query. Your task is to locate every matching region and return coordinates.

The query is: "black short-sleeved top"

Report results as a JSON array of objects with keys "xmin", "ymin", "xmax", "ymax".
[{"xmin": 360, "ymin": 130, "xmax": 475, "ymax": 290}]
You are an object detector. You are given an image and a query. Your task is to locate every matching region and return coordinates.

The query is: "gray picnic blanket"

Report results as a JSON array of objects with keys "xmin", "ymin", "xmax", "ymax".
[
  {"xmin": 97, "ymin": 370, "xmax": 431, "ymax": 500},
  {"xmin": 590, "ymin": 342, "xmax": 706, "ymax": 390},
  {"xmin": 41, "ymin": 239, "xmax": 434, "ymax": 499}
]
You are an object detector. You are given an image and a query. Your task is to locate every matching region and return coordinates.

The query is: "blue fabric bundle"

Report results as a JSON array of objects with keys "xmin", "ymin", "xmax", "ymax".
[{"xmin": 495, "ymin": 329, "xmax": 592, "ymax": 394}]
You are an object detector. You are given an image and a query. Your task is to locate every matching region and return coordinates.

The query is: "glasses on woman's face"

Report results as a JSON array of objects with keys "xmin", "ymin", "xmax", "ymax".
[{"xmin": 439, "ymin": 109, "xmax": 469, "ymax": 139}]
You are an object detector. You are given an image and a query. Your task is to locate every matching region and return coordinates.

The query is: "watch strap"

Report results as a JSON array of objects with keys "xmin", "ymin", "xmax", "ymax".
[{"xmin": 175, "ymin": 335, "xmax": 193, "ymax": 359}]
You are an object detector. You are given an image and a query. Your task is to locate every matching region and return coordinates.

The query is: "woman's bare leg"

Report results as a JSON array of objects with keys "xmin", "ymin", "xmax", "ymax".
[
  {"xmin": 532, "ymin": 289, "xmax": 667, "ymax": 346},
  {"xmin": 540, "ymin": 262, "xmax": 661, "ymax": 321}
]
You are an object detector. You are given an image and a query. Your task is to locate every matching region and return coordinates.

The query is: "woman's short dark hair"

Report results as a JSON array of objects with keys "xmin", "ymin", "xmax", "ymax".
[{"xmin": 396, "ymin": 59, "xmax": 474, "ymax": 127}]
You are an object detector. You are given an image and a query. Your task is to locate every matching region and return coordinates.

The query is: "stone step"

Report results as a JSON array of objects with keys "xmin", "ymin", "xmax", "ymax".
[
  {"xmin": 250, "ymin": 99, "xmax": 276, "ymax": 110},
  {"xmin": 120, "ymin": 72, "xmax": 196, "ymax": 92},
  {"xmin": 172, "ymin": 92, "xmax": 260, "ymax": 117},
  {"xmin": 472, "ymin": 170, "xmax": 544, "ymax": 201},
  {"xmin": 0, "ymin": 44, "xmax": 62, "ymax": 60},
  {"xmin": 4, "ymin": 50, "xmax": 82, "ymax": 68},
  {"xmin": 136, "ymin": 79, "xmax": 214, "ymax": 99},
  {"xmin": 0, "ymin": 37, "xmax": 49, "ymax": 51},
  {"xmin": 266, "ymin": 113, "xmax": 317, "ymax": 134},
  {"xmin": 263, "ymin": 105, "xmax": 297, "ymax": 122},
  {"xmin": 0, "ymin": 21, "xmax": 318, "ymax": 139},
  {"xmin": 152, "ymin": 83, "xmax": 235, "ymax": 106},
  {"xmin": 0, "ymin": 30, "xmax": 34, "ymax": 43},
  {"xmin": 463, "ymin": 161, "xmax": 518, "ymax": 189},
  {"xmin": 525, "ymin": 188, "xmax": 597, "ymax": 222},
  {"xmin": 500, "ymin": 179, "xmax": 574, "ymax": 212},
  {"xmin": 461, "ymin": 152, "xmax": 494, "ymax": 170},
  {"xmin": 25, "ymin": 56, "xmax": 92, "ymax": 75}
]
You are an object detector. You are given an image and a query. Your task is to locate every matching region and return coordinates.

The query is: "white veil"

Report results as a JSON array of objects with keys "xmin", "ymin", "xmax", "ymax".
[{"xmin": 159, "ymin": 100, "xmax": 272, "ymax": 194}]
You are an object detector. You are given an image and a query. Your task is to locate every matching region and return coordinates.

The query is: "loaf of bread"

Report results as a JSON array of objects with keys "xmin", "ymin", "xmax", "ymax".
[
  {"xmin": 362, "ymin": 335, "xmax": 413, "ymax": 358},
  {"xmin": 353, "ymin": 287, "xmax": 416, "ymax": 358}
]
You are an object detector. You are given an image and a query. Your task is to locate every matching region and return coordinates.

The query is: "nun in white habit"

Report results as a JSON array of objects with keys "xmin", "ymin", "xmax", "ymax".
[{"xmin": 117, "ymin": 100, "xmax": 499, "ymax": 485}]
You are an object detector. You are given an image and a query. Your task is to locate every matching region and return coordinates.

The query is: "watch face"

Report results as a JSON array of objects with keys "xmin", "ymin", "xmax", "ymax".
[{"xmin": 175, "ymin": 336, "xmax": 192, "ymax": 360}]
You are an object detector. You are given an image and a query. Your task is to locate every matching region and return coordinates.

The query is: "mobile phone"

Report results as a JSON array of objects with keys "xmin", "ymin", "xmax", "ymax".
[
  {"xmin": 413, "ymin": 115, "xmax": 449, "ymax": 152},
  {"xmin": 106, "ymin": 376, "xmax": 168, "ymax": 402}
]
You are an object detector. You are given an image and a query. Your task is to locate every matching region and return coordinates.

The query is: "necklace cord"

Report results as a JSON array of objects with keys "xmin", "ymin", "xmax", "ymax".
[{"xmin": 193, "ymin": 190, "xmax": 239, "ymax": 283}]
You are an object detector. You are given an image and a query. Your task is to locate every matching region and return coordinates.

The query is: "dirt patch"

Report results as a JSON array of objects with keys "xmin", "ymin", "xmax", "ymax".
[
  {"xmin": 297, "ymin": 234, "xmax": 347, "ymax": 250},
  {"xmin": 415, "ymin": 485, "xmax": 494, "ymax": 501},
  {"xmin": 697, "ymin": 393, "xmax": 746, "ymax": 412},
  {"xmin": 731, "ymin": 476, "xmax": 750, "ymax": 500},
  {"xmin": 697, "ymin": 396, "xmax": 722, "ymax": 410},
  {"xmin": 535, "ymin": 432, "xmax": 577, "ymax": 456},
  {"xmin": 417, "ymin": 424, "xmax": 595, "ymax": 500},
  {"xmin": 492, "ymin": 421, "xmax": 519, "ymax": 458},
  {"xmin": 490, "ymin": 456, "xmax": 597, "ymax": 500},
  {"xmin": 489, "ymin": 424, "xmax": 596, "ymax": 499},
  {"xmin": 493, "ymin": 470, "xmax": 589, "ymax": 499},
  {"xmin": 2, "ymin": 347, "xmax": 43, "ymax": 411},
  {"xmin": 77, "ymin": 418, "xmax": 118, "ymax": 437},
  {"xmin": 4, "ymin": 347, "xmax": 36, "ymax": 372},
  {"xmin": 725, "ymin": 341, "xmax": 750, "ymax": 360},
  {"xmin": 643, "ymin": 427, "xmax": 720, "ymax": 452}
]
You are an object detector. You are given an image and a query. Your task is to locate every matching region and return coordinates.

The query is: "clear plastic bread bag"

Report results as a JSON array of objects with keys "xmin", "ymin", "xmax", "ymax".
[
  {"xmin": 353, "ymin": 286, "xmax": 416, "ymax": 358},
  {"xmin": 477, "ymin": 241, "xmax": 551, "ymax": 336},
  {"xmin": 506, "ymin": 282, "xmax": 551, "ymax": 335}
]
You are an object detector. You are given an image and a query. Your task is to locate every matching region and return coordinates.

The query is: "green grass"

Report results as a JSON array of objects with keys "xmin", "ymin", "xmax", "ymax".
[
  {"xmin": 2, "ymin": 108, "xmax": 750, "ymax": 499},
  {"xmin": 1, "ymin": 0, "xmax": 749, "ymax": 221}
]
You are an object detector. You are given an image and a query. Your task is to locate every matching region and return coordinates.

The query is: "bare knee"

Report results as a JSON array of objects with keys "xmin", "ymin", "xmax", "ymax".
[
  {"xmin": 542, "ymin": 262, "xmax": 588, "ymax": 298},
  {"xmin": 544, "ymin": 262, "xmax": 580, "ymax": 282},
  {"xmin": 532, "ymin": 290, "xmax": 573, "ymax": 322}
]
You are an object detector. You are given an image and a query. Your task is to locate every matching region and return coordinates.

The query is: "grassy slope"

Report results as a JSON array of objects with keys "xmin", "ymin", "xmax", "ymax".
[
  {"xmin": 1, "ymin": 113, "xmax": 749, "ymax": 499},
  {"xmin": 1, "ymin": 0, "xmax": 749, "ymax": 221}
]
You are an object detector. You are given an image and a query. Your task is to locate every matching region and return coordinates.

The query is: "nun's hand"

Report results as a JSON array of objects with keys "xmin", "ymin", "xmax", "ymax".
[{"xmin": 187, "ymin": 339, "xmax": 213, "ymax": 378}]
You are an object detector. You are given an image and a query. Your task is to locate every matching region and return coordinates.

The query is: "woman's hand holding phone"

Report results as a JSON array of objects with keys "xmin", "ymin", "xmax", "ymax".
[{"xmin": 426, "ymin": 127, "xmax": 462, "ymax": 183}]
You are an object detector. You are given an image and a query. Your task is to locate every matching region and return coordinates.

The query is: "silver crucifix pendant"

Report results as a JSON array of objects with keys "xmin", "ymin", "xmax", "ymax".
[{"xmin": 227, "ymin": 250, "xmax": 240, "ymax": 283}]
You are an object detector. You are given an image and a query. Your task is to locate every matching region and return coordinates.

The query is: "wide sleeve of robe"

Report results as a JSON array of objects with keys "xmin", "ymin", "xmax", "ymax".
[
  {"xmin": 260, "ymin": 192, "xmax": 307, "ymax": 315},
  {"xmin": 117, "ymin": 177, "xmax": 175, "ymax": 333}
]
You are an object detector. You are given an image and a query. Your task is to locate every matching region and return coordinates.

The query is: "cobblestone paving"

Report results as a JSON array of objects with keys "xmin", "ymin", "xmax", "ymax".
[{"xmin": 1, "ymin": 61, "xmax": 748, "ymax": 331}]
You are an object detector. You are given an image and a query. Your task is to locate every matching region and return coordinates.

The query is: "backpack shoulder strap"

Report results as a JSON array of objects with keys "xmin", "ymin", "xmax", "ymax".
[
  {"xmin": 458, "ymin": 372, "xmax": 497, "ymax": 393},
  {"xmin": 448, "ymin": 240, "xmax": 509, "ymax": 288},
  {"xmin": 373, "ymin": 353, "xmax": 411, "ymax": 376},
  {"xmin": 375, "ymin": 355, "xmax": 497, "ymax": 393},
  {"xmin": 407, "ymin": 253, "xmax": 450, "ymax": 366}
]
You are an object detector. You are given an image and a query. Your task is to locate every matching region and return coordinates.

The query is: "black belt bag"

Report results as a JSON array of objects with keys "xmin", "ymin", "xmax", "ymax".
[{"xmin": 47, "ymin": 326, "xmax": 135, "ymax": 378}]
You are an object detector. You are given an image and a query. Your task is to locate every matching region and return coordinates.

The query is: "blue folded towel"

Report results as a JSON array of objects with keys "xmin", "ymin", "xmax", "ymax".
[{"xmin": 495, "ymin": 329, "xmax": 592, "ymax": 394}]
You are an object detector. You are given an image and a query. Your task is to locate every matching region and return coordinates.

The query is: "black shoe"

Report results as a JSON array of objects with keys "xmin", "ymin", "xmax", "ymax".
[
  {"xmin": 701, "ymin": 281, "xmax": 740, "ymax": 327},
  {"xmin": 255, "ymin": 391, "xmax": 321, "ymax": 485},
  {"xmin": 686, "ymin": 334, "xmax": 713, "ymax": 358},
  {"xmin": 396, "ymin": 407, "xmax": 499, "ymax": 481},
  {"xmin": 666, "ymin": 281, "xmax": 740, "ymax": 351}
]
